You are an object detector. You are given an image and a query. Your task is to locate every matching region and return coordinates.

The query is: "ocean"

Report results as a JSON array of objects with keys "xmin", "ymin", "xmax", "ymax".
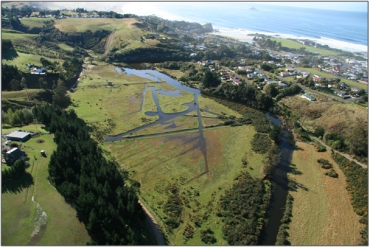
[
  {"xmin": 129, "ymin": 2, "xmax": 368, "ymax": 53},
  {"xmin": 48, "ymin": 2, "xmax": 368, "ymax": 53}
]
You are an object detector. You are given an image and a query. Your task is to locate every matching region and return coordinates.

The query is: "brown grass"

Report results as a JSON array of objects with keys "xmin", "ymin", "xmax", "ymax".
[
  {"xmin": 288, "ymin": 141, "xmax": 362, "ymax": 245},
  {"xmin": 281, "ymin": 96, "xmax": 368, "ymax": 135}
]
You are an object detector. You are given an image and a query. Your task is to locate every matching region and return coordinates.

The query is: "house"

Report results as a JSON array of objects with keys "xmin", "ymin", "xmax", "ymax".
[
  {"xmin": 5, "ymin": 131, "xmax": 31, "ymax": 142},
  {"xmin": 334, "ymin": 90, "xmax": 349, "ymax": 98},
  {"xmin": 280, "ymin": 72, "xmax": 291, "ymax": 77},
  {"xmin": 351, "ymin": 87, "xmax": 360, "ymax": 92},
  {"xmin": 4, "ymin": 148, "xmax": 25, "ymax": 164},
  {"xmin": 301, "ymin": 93, "xmax": 316, "ymax": 101}
]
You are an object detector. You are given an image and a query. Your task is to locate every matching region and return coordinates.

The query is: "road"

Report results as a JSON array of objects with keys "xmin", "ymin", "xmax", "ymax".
[
  {"xmin": 297, "ymin": 121, "xmax": 367, "ymax": 169},
  {"xmin": 104, "ymin": 30, "xmax": 116, "ymax": 56},
  {"xmin": 139, "ymin": 200, "xmax": 166, "ymax": 245},
  {"xmin": 297, "ymin": 84, "xmax": 357, "ymax": 104}
]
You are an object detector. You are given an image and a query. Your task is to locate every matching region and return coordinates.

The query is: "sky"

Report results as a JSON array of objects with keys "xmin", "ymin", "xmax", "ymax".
[
  {"xmin": 258, "ymin": 2, "xmax": 368, "ymax": 12},
  {"xmin": 44, "ymin": 1, "xmax": 368, "ymax": 14}
]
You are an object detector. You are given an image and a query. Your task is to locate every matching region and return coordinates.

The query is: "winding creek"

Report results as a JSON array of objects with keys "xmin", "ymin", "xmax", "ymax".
[{"xmin": 105, "ymin": 67, "xmax": 294, "ymax": 244}]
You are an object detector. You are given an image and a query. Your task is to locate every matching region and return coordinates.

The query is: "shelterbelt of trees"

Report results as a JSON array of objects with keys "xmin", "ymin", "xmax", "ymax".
[
  {"xmin": 332, "ymin": 153, "xmax": 368, "ymax": 245},
  {"xmin": 32, "ymin": 104, "xmax": 151, "ymax": 245}
]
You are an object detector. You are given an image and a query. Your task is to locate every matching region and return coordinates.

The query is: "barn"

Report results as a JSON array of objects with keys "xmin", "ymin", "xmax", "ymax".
[
  {"xmin": 4, "ymin": 148, "xmax": 25, "ymax": 164},
  {"xmin": 5, "ymin": 131, "xmax": 31, "ymax": 142}
]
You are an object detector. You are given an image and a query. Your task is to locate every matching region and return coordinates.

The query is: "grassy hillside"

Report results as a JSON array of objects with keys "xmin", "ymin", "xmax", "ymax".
[
  {"xmin": 280, "ymin": 95, "xmax": 367, "ymax": 138},
  {"xmin": 54, "ymin": 18, "xmax": 150, "ymax": 54},
  {"xmin": 296, "ymin": 67, "xmax": 368, "ymax": 90},
  {"xmin": 20, "ymin": 17, "xmax": 54, "ymax": 28},
  {"xmin": 287, "ymin": 141, "xmax": 362, "ymax": 245},
  {"xmin": 1, "ymin": 125, "xmax": 90, "ymax": 245},
  {"xmin": 271, "ymin": 38, "xmax": 340, "ymax": 56}
]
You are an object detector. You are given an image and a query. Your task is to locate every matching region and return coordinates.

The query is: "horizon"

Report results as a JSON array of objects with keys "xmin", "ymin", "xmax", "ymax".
[{"xmin": 34, "ymin": 1, "xmax": 368, "ymax": 14}]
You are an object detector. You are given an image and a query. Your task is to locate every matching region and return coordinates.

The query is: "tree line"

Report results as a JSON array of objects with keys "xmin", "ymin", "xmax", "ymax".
[
  {"xmin": 217, "ymin": 172, "xmax": 271, "ymax": 245},
  {"xmin": 331, "ymin": 152, "xmax": 368, "ymax": 245},
  {"xmin": 32, "ymin": 104, "xmax": 152, "ymax": 245}
]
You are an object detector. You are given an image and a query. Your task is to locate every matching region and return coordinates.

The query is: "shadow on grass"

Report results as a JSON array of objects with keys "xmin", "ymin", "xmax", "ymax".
[
  {"xmin": 294, "ymin": 145, "xmax": 304, "ymax": 151},
  {"xmin": 288, "ymin": 179, "xmax": 308, "ymax": 192},
  {"xmin": 2, "ymin": 172, "xmax": 34, "ymax": 194},
  {"xmin": 2, "ymin": 50, "xmax": 19, "ymax": 61}
]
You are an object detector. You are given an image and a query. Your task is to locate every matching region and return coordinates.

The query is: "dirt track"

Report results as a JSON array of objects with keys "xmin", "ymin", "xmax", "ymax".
[
  {"xmin": 104, "ymin": 30, "xmax": 116, "ymax": 56},
  {"xmin": 139, "ymin": 200, "xmax": 166, "ymax": 245}
]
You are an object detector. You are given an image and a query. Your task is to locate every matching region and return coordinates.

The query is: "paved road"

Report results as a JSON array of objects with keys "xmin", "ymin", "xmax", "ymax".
[{"xmin": 139, "ymin": 200, "xmax": 166, "ymax": 245}]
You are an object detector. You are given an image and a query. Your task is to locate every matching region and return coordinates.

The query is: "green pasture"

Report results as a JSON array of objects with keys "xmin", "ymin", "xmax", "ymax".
[
  {"xmin": 2, "ymin": 89, "xmax": 43, "ymax": 101},
  {"xmin": 2, "ymin": 29, "xmax": 38, "ymax": 41},
  {"xmin": 271, "ymin": 38, "xmax": 340, "ymax": 56},
  {"xmin": 79, "ymin": 62, "xmax": 150, "ymax": 86},
  {"xmin": 296, "ymin": 67, "xmax": 368, "ymax": 90},
  {"xmin": 157, "ymin": 90, "xmax": 194, "ymax": 113},
  {"xmin": 133, "ymin": 115, "xmax": 199, "ymax": 136},
  {"xmin": 198, "ymin": 95, "xmax": 243, "ymax": 118},
  {"xmin": 54, "ymin": 18, "xmax": 119, "ymax": 32},
  {"xmin": 2, "ymin": 51, "xmax": 63, "ymax": 73},
  {"xmin": 106, "ymin": 123, "xmax": 264, "ymax": 245},
  {"xmin": 69, "ymin": 82, "xmax": 161, "ymax": 136},
  {"xmin": 57, "ymin": 43, "xmax": 74, "ymax": 51},
  {"xmin": 1, "ymin": 125, "xmax": 90, "ymax": 245},
  {"xmin": 53, "ymin": 18, "xmax": 149, "ymax": 52},
  {"xmin": 20, "ymin": 17, "xmax": 54, "ymax": 28}
]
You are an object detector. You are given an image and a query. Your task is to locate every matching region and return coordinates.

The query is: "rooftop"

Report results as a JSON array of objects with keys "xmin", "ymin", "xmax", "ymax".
[{"xmin": 6, "ymin": 131, "xmax": 31, "ymax": 139}]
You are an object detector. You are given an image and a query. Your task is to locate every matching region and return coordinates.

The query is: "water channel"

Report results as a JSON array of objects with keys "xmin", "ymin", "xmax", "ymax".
[
  {"xmin": 260, "ymin": 112, "xmax": 295, "ymax": 245},
  {"xmin": 106, "ymin": 67, "xmax": 294, "ymax": 245}
]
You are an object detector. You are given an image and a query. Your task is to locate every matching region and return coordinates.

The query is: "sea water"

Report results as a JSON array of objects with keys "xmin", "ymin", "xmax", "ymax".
[{"xmin": 136, "ymin": 2, "xmax": 368, "ymax": 53}]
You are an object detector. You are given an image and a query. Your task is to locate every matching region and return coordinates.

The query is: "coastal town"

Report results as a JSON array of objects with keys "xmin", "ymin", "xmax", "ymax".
[{"xmin": 1, "ymin": 2, "xmax": 368, "ymax": 246}]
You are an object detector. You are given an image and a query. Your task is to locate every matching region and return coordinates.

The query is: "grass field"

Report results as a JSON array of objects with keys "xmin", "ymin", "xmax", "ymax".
[
  {"xmin": 133, "ymin": 115, "xmax": 199, "ymax": 136},
  {"xmin": 198, "ymin": 95, "xmax": 243, "ymax": 118},
  {"xmin": 2, "ymin": 29, "xmax": 38, "ymax": 41},
  {"xmin": 79, "ymin": 62, "xmax": 151, "ymax": 86},
  {"xmin": 157, "ymin": 90, "xmax": 194, "ymax": 113},
  {"xmin": 54, "ymin": 18, "xmax": 149, "ymax": 53},
  {"xmin": 2, "ymin": 89, "xmax": 43, "ymax": 101},
  {"xmin": 69, "ymin": 82, "xmax": 160, "ymax": 135},
  {"xmin": 296, "ymin": 67, "xmax": 368, "ymax": 90},
  {"xmin": 20, "ymin": 17, "xmax": 54, "ymax": 28},
  {"xmin": 1, "ymin": 125, "xmax": 90, "ymax": 245},
  {"xmin": 58, "ymin": 43, "xmax": 74, "ymax": 51},
  {"xmin": 271, "ymin": 38, "xmax": 340, "ymax": 56},
  {"xmin": 287, "ymin": 141, "xmax": 362, "ymax": 245},
  {"xmin": 280, "ymin": 95, "xmax": 368, "ymax": 137},
  {"xmin": 105, "ymin": 124, "xmax": 265, "ymax": 245}
]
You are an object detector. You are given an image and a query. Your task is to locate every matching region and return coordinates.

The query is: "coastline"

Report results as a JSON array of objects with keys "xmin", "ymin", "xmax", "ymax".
[{"xmin": 212, "ymin": 26, "xmax": 368, "ymax": 54}]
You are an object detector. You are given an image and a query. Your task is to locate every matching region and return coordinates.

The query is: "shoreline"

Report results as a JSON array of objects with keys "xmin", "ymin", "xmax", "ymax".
[{"xmin": 212, "ymin": 26, "xmax": 368, "ymax": 54}]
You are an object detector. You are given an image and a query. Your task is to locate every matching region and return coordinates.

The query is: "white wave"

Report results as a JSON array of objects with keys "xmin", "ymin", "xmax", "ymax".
[{"xmin": 213, "ymin": 26, "xmax": 367, "ymax": 53}]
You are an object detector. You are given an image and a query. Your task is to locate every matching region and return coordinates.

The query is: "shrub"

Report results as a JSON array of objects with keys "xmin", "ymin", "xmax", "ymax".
[
  {"xmin": 324, "ymin": 169, "xmax": 338, "ymax": 178},
  {"xmin": 251, "ymin": 133, "xmax": 272, "ymax": 154}
]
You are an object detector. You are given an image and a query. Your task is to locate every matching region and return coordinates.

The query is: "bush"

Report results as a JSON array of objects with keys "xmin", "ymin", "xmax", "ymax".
[
  {"xmin": 324, "ymin": 169, "xmax": 338, "ymax": 178},
  {"xmin": 317, "ymin": 158, "xmax": 333, "ymax": 169},
  {"xmin": 251, "ymin": 133, "xmax": 272, "ymax": 154},
  {"xmin": 200, "ymin": 228, "xmax": 216, "ymax": 244}
]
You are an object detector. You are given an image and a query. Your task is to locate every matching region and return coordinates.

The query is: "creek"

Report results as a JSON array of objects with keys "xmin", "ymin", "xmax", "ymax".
[
  {"xmin": 106, "ymin": 67, "xmax": 294, "ymax": 245},
  {"xmin": 260, "ymin": 112, "xmax": 295, "ymax": 245}
]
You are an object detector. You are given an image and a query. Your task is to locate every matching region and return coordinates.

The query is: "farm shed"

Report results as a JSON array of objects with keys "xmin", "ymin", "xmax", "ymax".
[
  {"xmin": 4, "ymin": 148, "xmax": 25, "ymax": 164},
  {"xmin": 5, "ymin": 131, "xmax": 31, "ymax": 142}
]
